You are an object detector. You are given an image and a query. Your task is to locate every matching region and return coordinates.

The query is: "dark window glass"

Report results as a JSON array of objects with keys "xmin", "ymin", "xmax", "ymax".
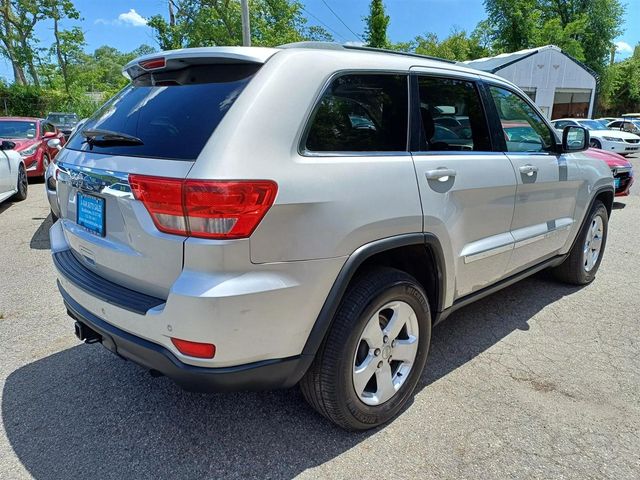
[
  {"xmin": 66, "ymin": 64, "xmax": 260, "ymax": 161},
  {"xmin": 416, "ymin": 77, "xmax": 491, "ymax": 152},
  {"xmin": 305, "ymin": 74, "xmax": 408, "ymax": 152},
  {"xmin": 0, "ymin": 120, "xmax": 37, "ymax": 139},
  {"xmin": 43, "ymin": 122, "xmax": 56, "ymax": 133},
  {"xmin": 489, "ymin": 86, "xmax": 554, "ymax": 153}
]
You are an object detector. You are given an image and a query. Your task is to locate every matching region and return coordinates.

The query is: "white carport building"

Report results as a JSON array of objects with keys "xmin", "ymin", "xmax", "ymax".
[{"xmin": 464, "ymin": 45, "xmax": 598, "ymax": 119}]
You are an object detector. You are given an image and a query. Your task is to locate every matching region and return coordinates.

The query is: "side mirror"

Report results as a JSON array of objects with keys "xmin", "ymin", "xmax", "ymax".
[
  {"xmin": 47, "ymin": 138, "xmax": 62, "ymax": 149},
  {"xmin": 43, "ymin": 131, "xmax": 57, "ymax": 138},
  {"xmin": 562, "ymin": 125, "xmax": 589, "ymax": 153},
  {"xmin": 0, "ymin": 140, "xmax": 16, "ymax": 150}
]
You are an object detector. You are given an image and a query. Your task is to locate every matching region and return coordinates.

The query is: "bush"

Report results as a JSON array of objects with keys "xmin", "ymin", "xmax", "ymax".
[{"xmin": 0, "ymin": 83, "xmax": 104, "ymax": 118}]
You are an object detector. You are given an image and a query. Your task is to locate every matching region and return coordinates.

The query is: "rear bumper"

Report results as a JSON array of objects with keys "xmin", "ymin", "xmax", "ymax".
[{"xmin": 60, "ymin": 283, "xmax": 310, "ymax": 392}]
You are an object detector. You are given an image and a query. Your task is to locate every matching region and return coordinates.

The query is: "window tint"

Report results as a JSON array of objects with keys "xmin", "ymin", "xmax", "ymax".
[
  {"xmin": 43, "ymin": 122, "xmax": 56, "ymax": 133},
  {"xmin": 66, "ymin": 63, "xmax": 260, "ymax": 161},
  {"xmin": 305, "ymin": 74, "xmax": 408, "ymax": 152},
  {"xmin": 416, "ymin": 77, "xmax": 490, "ymax": 152},
  {"xmin": 489, "ymin": 86, "xmax": 554, "ymax": 153}
]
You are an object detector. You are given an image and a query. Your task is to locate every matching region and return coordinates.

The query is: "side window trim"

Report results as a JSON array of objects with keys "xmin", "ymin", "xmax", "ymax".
[
  {"xmin": 299, "ymin": 70, "xmax": 411, "ymax": 157},
  {"xmin": 482, "ymin": 82, "xmax": 560, "ymax": 154},
  {"xmin": 409, "ymin": 73, "xmax": 495, "ymax": 154}
]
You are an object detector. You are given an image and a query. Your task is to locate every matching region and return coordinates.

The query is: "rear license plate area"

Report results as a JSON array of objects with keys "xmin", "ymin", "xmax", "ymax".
[{"xmin": 77, "ymin": 192, "xmax": 105, "ymax": 237}]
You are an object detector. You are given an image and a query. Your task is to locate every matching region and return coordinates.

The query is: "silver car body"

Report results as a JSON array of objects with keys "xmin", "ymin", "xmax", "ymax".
[{"xmin": 50, "ymin": 45, "xmax": 614, "ymax": 383}]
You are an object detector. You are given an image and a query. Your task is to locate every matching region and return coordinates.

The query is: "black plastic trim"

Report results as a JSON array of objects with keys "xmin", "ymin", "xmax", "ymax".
[
  {"xmin": 300, "ymin": 233, "xmax": 446, "ymax": 362},
  {"xmin": 53, "ymin": 249, "xmax": 165, "ymax": 315},
  {"xmin": 435, "ymin": 253, "xmax": 566, "ymax": 323},
  {"xmin": 59, "ymin": 282, "xmax": 308, "ymax": 392}
]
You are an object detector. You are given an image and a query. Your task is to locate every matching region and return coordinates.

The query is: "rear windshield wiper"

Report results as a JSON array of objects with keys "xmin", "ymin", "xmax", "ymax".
[{"xmin": 81, "ymin": 128, "xmax": 144, "ymax": 147}]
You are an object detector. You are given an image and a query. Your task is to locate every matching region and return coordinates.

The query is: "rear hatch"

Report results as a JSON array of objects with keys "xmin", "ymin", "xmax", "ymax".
[{"xmin": 56, "ymin": 49, "xmax": 275, "ymax": 298}]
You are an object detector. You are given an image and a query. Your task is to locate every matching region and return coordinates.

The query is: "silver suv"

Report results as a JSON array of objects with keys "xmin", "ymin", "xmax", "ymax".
[{"xmin": 50, "ymin": 44, "xmax": 614, "ymax": 430}]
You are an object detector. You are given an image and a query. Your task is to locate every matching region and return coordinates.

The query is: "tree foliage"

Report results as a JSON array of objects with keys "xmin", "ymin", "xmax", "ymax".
[
  {"xmin": 413, "ymin": 28, "xmax": 491, "ymax": 61},
  {"xmin": 364, "ymin": 0, "xmax": 389, "ymax": 49},
  {"xmin": 483, "ymin": 0, "xmax": 625, "ymax": 74},
  {"xmin": 147, "ymin": 0, "xmax": 332, "ymax": 50}
]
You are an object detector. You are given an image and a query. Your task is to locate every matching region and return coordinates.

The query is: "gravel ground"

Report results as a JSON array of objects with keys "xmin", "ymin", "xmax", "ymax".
[{"xmin": 1, "ymin": 156, "xmax": 639, "ymax": 480}]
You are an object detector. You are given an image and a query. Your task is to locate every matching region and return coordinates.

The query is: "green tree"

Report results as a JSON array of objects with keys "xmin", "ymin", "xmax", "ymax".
[
  {"xmin": 538, "ymin": 0, "xmax": 625, "ymax": 75},
  {"xmin": 484, "ymin": 0, "xmax": 624, "ymax": 75},
  {"xmin": 483, "ymin": 0, "xmax": 540, "ymax": 52},
  {"xmin": 148, "ymin": 0, "xmax": 332, "ymax": 50},
  {"xmin": 413, "ymin": 28, "xmax": 491, "ymax": 61},
  {"xmin": 41, "ymin": 0, "xmax": 84, "ymax": 93},
  {"xmin": 364, "ymin": 0, "xmax": 389, "ymax": 48}
]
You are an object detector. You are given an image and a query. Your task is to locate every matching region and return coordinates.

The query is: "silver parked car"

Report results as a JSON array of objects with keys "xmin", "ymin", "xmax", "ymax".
[{"xmin": 50, "ymin": 44, "xmax": 614, "ymax": 430}]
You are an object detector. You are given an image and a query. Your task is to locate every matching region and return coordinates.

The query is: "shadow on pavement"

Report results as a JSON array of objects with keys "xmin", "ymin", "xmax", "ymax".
[
  {"xmin": 0, "ymin": 200, "xmax": 13, "ymax": 215},
  {"xmin": 29, "ymin": 214, "xmax": 53, "ymax": 250},
  {"xmin": 612, "ymin": 201, "xmax": 626, "ymax": 210},
  {"xmin": 2, "ymin": 271, "xmax": 581, "ymax": 479}
]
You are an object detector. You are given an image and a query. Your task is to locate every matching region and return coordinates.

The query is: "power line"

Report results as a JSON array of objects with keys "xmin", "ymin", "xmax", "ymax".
[
  {"xmin": 319, "ymin": 0, "xmax": 365, "ymax": 42},
  {"xmin": 301, "ymin": 6, "xmax": 348, "ymax": 42}
]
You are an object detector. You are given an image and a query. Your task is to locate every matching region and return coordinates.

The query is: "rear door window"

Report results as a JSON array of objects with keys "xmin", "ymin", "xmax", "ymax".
[
  {"xmin": 66, "ymin": 63, "xmax": 260, "ymax": 160},
  {"xmin": 304, "ymin": 74, "xmax": 408, "ymax": 152},
  {"xmin": 415, "ymin": 76, "xmax": 491, "ymax": 152}
]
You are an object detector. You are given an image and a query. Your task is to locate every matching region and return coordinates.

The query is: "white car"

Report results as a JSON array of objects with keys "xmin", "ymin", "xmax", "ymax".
[
  {"xmin": 551, "ymin": 118, "xmax": 640, "ymax": 156},
  {"xmin": 0, "ymin": 140, "xmax": 27, "ymax": 204}
]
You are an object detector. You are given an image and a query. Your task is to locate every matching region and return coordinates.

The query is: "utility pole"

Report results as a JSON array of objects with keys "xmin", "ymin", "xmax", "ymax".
[{"xmin": 241, "ymin": 0, "xmax": 251, "ymax": 46}]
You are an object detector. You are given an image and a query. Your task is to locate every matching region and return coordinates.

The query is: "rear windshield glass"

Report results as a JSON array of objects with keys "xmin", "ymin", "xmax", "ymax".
[{"xmin": 66, "ymin": 63, "xmax": 260, "ymax": 160}]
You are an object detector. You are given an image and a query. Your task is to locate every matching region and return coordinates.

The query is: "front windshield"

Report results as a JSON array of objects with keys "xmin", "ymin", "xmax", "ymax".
[
  {"xmin": 578, "ymin": 120, "xmax": 607, "ymax": 130},
  {"xmin": 0, "ymin": 121, "xmax": 37, "ymax": 139}
]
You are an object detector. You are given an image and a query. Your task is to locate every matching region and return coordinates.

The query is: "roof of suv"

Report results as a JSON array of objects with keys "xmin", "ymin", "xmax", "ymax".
[{"xmin": 124, "ymin": 42, "xmax": 508, "ymax": 84}]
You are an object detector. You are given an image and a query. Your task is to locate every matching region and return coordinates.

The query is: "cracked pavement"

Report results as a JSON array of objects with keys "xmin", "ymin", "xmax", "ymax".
[{"xmin": 1, "ymin": 155, "xmax": 639, "ymax": 480}]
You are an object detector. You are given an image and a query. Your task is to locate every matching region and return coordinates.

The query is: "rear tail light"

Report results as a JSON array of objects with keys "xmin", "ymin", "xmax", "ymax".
[
  {"xmin": 129, "ymin": 175, "xmax": 277, "ymax": 239},
  {"xmin": 171, "ymin": 338, "xmax": 216, "ymax": 359}
]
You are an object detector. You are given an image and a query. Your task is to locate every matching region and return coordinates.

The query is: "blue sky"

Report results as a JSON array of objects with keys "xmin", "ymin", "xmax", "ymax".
[{"xmin": 1, "ymin": 0, "xmax": 638, "ymax": 82}]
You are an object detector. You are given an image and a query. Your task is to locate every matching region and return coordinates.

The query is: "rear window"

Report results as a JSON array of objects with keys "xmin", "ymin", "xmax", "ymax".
[
  {"xmin": 66, "ymin": 63, "xmax": 260, "ymax": 161},
  {"xmin": 304, "ymin": 74, "xmax": 408, "ymax": 152}
]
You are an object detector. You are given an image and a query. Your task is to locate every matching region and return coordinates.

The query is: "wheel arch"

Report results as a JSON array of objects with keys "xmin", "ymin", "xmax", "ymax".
[{"xmin": 300, "ymin": 233, "xmax": 446, "ymax": 362}]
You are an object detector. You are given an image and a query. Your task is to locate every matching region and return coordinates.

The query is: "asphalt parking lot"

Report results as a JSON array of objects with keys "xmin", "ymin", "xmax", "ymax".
[{"xmin": 1, "ymin": 156, "xmax": 639, "ymax": 480}]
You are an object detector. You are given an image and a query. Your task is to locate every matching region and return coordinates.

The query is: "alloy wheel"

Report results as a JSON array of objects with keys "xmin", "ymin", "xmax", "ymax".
[
  {"xmin": 352, "ymin": 301, "xmax": 419, "ymax": 406},
  {"xmin": 583, "ymin": 215, "xmax": 603, "ymax": 272}
]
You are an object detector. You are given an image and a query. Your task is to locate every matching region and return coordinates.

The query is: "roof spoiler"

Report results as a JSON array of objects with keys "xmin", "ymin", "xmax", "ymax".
[{"xmin": 123, "ymin": 47, "xmax": 279, "ymax": 80}]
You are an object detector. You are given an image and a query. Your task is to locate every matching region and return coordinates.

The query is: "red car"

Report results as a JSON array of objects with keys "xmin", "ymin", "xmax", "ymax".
[
  {"xmin": 0, "ymin": 117, "xmax": 65, "ymax": 179},
  {"xmin": 584, "ymin": 148, "xmax": 635, "ymax": 196}
]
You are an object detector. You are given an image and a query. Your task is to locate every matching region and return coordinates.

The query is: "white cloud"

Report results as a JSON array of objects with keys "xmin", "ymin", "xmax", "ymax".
[
  {"xmin": 95, "ymin": 9, "xmax": 147, "ymax": 27},
  {"xmin": 615, "ymin": 41, "xmax": 633, "ymax": 53},
  {"xmin": 118, "ymin": 9, "xmax": 147, "ymax": 27}
]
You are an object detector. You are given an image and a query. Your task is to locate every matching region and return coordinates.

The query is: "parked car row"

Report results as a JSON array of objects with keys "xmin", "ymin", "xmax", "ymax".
[{"xmin": 551, "ymin": 118, "xmax": 640, "ymax": 155}]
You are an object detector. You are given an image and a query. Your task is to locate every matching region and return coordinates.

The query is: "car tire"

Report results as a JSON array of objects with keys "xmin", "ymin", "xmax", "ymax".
[
  {"xmin": 40, "ymin": 154, "xmax": 50, "ymax": 181},
  {"xmin": 300, "ymin": 267, "xmax": 431, "ymax": 430},
  {"xmin": 589, "ymin": 139, "xmax": 602, "ymax": 149},
  {"xmin": 12, "ymin": 164, "xmax": 28, "ymax": 201},
  {"xmin": 552, "ymin": 200, "xmax": 608, "ymax": 285}
]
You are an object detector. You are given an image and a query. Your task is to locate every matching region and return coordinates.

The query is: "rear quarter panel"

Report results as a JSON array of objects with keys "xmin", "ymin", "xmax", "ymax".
[{"xmin": 189, "ymin": 50, "xmax": 423, "ymax": 263}]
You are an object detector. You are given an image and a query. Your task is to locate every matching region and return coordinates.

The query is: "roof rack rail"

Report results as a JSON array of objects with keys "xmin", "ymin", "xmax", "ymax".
[
  {"xmin": 277, "ymin": 41, "xmax": 456, "ymax": 64},
  {"xmin": 278, "ymin": 41, "xmax": 345, "ymax": 50},
  {"xmin": 343, "ymin": 45, "xmax": 457, "ymax": 64}
]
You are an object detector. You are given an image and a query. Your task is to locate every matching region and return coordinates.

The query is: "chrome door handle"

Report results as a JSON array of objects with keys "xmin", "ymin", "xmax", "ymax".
[
  {"xmin": 425, "ymin": 168, "xmax": 457, "ymax": 182},
  {"xmin": 519, "ymin": 164, "xmax": 539, "ymax": 176}
]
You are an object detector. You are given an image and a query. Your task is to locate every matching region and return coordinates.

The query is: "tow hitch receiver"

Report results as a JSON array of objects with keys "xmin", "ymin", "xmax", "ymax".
[{"xmin": 74, "ymin": 321, "xmax": 101, "ymax": 344}]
